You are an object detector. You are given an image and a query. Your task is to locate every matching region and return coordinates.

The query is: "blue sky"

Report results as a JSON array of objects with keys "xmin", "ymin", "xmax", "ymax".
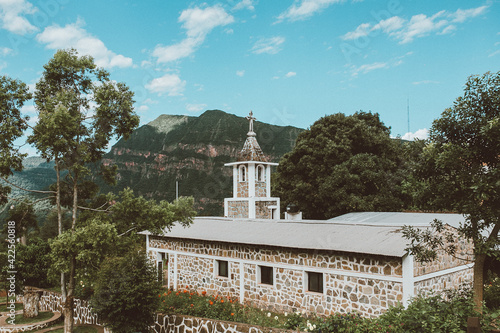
[{"xmin": 1, "ymin": 0, "xmax": 499, "ymax": 155}]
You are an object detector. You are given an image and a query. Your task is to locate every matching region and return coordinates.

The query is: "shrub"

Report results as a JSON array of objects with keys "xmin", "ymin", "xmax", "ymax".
[{"xmin": 485, "ymin": 274, "xmax": 500, "ymax": 310}]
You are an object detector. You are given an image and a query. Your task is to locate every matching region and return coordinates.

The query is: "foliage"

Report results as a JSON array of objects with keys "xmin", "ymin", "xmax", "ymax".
[
  {"xmin": 16, "ymin": 238, "xmax": 53, "ymax": 288},
  {"xmin": 275, "ymin": 111, "xmax": 410, "ymax": 219},
  {"xmin": 91, "ymin": 250, "xmax": 162, "ymax": 333},
  {"xmin": 485, "ymin": 273, "xmax": 500, "ymax": 310},
  {"xmin": 158, "ymin": 288, "xmax": 290, "ymax": 329},
  {"xmin": 0, "ymin": 75, "xmax": 32, "ymax": 205},
  {"xmin": 2, "ymin": 200, "xmax": 38, "ymax": 243},
  {"xmin": 158, "ymin": 286, "xmax": 500, "ymax": 332},
  {"xmin": 403, "ymin": 71, "xmax": 500, "ymax": 310}
]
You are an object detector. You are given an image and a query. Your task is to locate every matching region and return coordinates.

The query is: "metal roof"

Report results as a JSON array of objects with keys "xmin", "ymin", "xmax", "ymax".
[{"xmin": 143, "ymin": 212, "xmax": 465, "ymax": 258}]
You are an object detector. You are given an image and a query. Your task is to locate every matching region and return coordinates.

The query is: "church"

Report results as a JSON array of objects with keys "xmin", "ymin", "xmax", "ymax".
[{"xmin": 143, "ymin": 112, "xmax": 473, "ymax": 317}]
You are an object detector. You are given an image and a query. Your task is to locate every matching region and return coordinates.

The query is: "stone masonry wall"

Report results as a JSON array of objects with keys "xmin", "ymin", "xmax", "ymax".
[
  {"xmin": 149, "ymin": 237, "xmax": 403, "ymax": 317},
  {"xmin": 152, "ymin": 313, "xmax": 298, "ymax": 333},
  {"xmin": 413, "ymin": 225, "xmax": 474, "ymax": 277},
  {"xmin": 255, "ymin": 201, "xmax": 276, "ymax": 219},
  {"xmin": 255, "ymin": 182, "xmax": 266, "ymax": 197},
  {"xmin": 227, "ymin": 201, "xmax": 249, "ymax": 218},
  {"xmin": 237, "ymin": 182, "xmax": 248, "ymax": 198},
  {"xmin": 415, "ymin": 267, "xmax": 474, "ymax": 297}
]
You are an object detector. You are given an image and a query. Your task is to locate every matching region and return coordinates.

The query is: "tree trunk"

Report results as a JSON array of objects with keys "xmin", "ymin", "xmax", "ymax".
[
  {"xmin": 64, "ymin": 256, "xmax": 76, "ymax": 333},
  {"xmin": 473, "ymin": 253, "xmax": 486, "ymax": 313},
  {"xmin": 55, "ymin": 161, "xmax": 67, "ymax": 303}
]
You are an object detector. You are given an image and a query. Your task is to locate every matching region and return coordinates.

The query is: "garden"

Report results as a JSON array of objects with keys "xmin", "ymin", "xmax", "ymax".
[{"xmin": 158, "ymin": 279, "xmax": 500, "ymax": 333}]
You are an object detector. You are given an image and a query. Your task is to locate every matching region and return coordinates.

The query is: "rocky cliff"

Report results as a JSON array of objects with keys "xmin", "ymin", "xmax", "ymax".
[{"xmin": 100, "ymin": 110, "xmax": 303, "ymax": 215}]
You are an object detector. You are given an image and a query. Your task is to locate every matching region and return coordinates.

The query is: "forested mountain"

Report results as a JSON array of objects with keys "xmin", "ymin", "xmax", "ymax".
[
  {"xmin": 100, "ymin": 110, "xmax": 304, "ymax": 215},
  {"xmin": 4, "ymin": 110, "xmax": 303, "ymax": 218}
]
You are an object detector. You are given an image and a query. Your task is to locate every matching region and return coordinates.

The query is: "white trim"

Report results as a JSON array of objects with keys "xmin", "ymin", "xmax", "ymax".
[
  {"xmin": 266, "ymin": 165, "xmax": 271, "ymax": 197},
  {"xmin": 153, "ymin": 248, "xmax": 403, "ymax": 283},
  {"xmin": 414, "ymin": 263, "xmax": 474, "ymax": 283},
  {"xmin": 173, "ymin": 253, "xmax": 178, "ymax": 289},
  {"xmin": 402, "ymin": 254, "xmax": 414, "ymax": 307},
  {"xmin": 225, "ymin": 161, "xmax": 278, "ymax": 166},
  {"xmin": 248, "ymin": 163, "xmax": 256, "ymax": 198},
  {"xmin": 232, "ymin": 165, "xmax": 238, "ymax": 198},
  {"xmin": 239, "ymin": 262, "xmax": 244, "ymax": 304}
]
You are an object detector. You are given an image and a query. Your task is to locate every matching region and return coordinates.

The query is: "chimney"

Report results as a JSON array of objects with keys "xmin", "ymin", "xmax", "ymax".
[{"xmin": 285, "ymin": 203, "xmax": 302, "ymax": 220}]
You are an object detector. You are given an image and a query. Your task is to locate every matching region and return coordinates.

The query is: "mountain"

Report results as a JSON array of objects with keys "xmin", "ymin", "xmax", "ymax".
[{"xmin": 100, "ymin": 110, "xmax": 304, "ymax": 215}]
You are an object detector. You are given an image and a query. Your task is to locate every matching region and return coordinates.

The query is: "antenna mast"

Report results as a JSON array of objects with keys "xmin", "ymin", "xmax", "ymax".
[{"xmin": 407, "ymin": 97, "xmax": 410, "ymax": 135}]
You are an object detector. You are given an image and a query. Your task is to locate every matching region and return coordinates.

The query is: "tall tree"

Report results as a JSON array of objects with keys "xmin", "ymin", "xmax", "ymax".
[
  {"xmin": 0, "ymin": 76, "xmax": 31, "ymax": 204},
  {"xmin": 274, "ymin": 112, "xmax": 408, "ymax": 219},
  {"xmin": 404, "ymin": 71, "xmax": 500, "ymax": 311},
  {"xmin": 27, "ymin": 48, "xmax": 139, "ymax": 332}
]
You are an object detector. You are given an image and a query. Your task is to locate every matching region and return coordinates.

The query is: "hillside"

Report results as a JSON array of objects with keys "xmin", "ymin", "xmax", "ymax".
[{"xmin": 100, "ymin": 110, "xmax": 304, "ymax": 215}]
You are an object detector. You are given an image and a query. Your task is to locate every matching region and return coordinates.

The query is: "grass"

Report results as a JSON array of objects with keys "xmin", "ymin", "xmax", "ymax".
[
  {"xmin": 0, "ymin": 303, "xmax": 23, "ymax": 312},
  {"xmin": 8, "ymin": 311, "xmax": 54, "ymax": 324}
]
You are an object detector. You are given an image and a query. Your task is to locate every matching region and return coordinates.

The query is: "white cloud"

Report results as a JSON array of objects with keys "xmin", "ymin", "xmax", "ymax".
[
  {"xmin": 138, "ymin": 105, "xmax": 149, "ymax": 112},
  {"xmin": 36, "ymin": 19, "xmax": 133, "ymax": 68},
  {"xmin": 488, "ymin": 50, "xmax": 500, "ymax": 58},
  {"xmin": 350, "ymin": 62, "xmax": 387, "ymax": 77},
  {"xmin": 401, "ymin": 129, "xmax": 428, "ymax": 141},
  {"xmin": 412, "ymin": 80, "xmax": 439, "ymax": 85},
  {"xmin": 285, "ymin": 71, "xmax": 297, "ymax": 78},
  {"xmin": 0, "ymin": 46, "xmax": 12, "ymax": 55},
  {"xmin": 143, "ymin": 98, "xmax": 158, "ymax": 105},
  {"xmin": 236, "ymin": 70, "xmax": 245, "ymax": 77},
  {"xmin": 0, "ymin": 0, "xmax": 37, "ymax": 35},
  {"xmin": 451, "ymin": 6, "xmax": 487, "ymax": 23},
  {"xmin": 276, "ymin": 0, "xmax": 343, "ymax": 23},
  {"xmin": 21, "ymin": 104, "xmax": 36, "ymax": 114},
  {"xmin": 153, "ymin": 5, "xmax": 233, "ymax": 64},
  {"xmin": 186, "ymin": 103, "xmax": 207, "ymax": 113},
  {"xmin": 342, "ymin": 5, "xmax": 488, "ymax": 44},
  {"xmin": 145, "ymin": 73, "xmax": 186, "ymax": 96},
  {"xmin": 233, "ymin": 0, "xmax": 255, "ymax": 11},
  {"xmin": 251, "ymin": 36, "xmax": 285, "ymax": 54}
]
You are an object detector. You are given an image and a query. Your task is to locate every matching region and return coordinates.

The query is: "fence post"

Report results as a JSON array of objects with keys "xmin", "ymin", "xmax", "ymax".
[{"xmin": 467, "ymin": 317, "xmax": 480, "ymax": 333}]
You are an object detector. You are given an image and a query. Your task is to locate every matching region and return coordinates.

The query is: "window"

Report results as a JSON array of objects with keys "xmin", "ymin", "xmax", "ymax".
[
  {"xmin": 157, "ymin": 261, "xmax": 163, "ymax": 284},
  {"xmin": 217, "ymin": 260, "xmax": 229, "ymax": 278},
  {"xmin": 307, "ymin": 272, "xmax": 323, "ymax": 293},
  {"xmin": 239, "ymin": 165, "xmax": 247, "ymax": 182},
  {"xmin": 256, "ymin": 165, "xmax": 265, "ymax": 182},
  {"xmin": 259, "ymin": 265, "xmax": 273, "ymax": 285}
]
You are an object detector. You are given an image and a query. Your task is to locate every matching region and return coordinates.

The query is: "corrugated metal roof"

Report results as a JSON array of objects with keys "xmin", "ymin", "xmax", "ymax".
[{"xmin": 144, "ymin": 212, "xmax": 465, "ymax": 258}]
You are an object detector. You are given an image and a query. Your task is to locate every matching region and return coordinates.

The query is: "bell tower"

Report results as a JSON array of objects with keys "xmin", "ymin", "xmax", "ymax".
[{"xmin": 224, "ymin": 111, "xmax": 280, "ymax": 219}]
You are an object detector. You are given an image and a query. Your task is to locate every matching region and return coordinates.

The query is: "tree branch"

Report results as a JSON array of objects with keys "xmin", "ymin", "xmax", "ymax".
[{"xmin": 118, "ymin": 227, "xmax": 137, "ymax": 237}]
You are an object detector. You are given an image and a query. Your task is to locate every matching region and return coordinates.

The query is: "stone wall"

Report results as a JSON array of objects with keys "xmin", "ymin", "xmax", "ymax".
[
  {"xmin": 415, "ymin": 267, "xmax": 474, "ymax": 296},
  {"xmin": 237, "ymin": 181, "xmax": 249, "ymax": 198},
  {"xmin": 255, "ymin": 182, "xmax": 266, "ymax": 197},
  {"xmin": 152, "ymin": 313, "xmax": 298, "ymax": 333},
  {"xmin": 227, "ymin": 200, "xmax": 249, "ymax": 218},
  {"xmin": 36, "ymin": 288, "xmax": 99, "ymax": 325},
  {"xmin": 413, "ymin": 225, "xmax": 474, "ymax": 277},
  {"xmin": 149, "ymin": 237, "xmax": 404, "ymax": 317},
  {"xmin": 255, "ymin": 201, "xmax": 276, "ymax": 219}
]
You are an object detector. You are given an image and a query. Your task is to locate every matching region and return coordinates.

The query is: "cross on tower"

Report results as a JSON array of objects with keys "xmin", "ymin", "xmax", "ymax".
[{"xmin": 246, "ymin": 111, "xmax": 256, "ymax": 133}]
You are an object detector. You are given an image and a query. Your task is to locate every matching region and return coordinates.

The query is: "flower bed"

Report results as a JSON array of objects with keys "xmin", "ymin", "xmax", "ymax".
[{"xmin": 158, "ymin": 287, "xmax": 500, "ymax": 333}]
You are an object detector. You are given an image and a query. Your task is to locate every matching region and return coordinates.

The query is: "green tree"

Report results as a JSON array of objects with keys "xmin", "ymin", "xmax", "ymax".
[
  {"xmin": 403, "ymin": 71, "xmax": 500, "ymax": 311},
  {"xmin": 275, "ymin": 112, "xmax": 408, "ymax": 219},
  {"xmin": 91, "ymin": 249, "xmax": 162, "ymax": 333},
  {"xmin": 2, "ymin": 200, "xmax": 38, "ymax": 245},
  {"xmin": 0, "ymin": 75, "xmax": 32, "ymax": 204},
  {"xmin": 27, "ymin": 48, "xmax": 139, "ymax": 332},
  {"xmin": 16, "ymin": 238, "xmax": 52, "ymax": 288}
]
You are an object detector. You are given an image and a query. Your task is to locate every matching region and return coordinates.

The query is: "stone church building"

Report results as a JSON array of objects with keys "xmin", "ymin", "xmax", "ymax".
[{"xmin": 144, "ymin": 112, "xmax": 473, "ymax": 317}]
